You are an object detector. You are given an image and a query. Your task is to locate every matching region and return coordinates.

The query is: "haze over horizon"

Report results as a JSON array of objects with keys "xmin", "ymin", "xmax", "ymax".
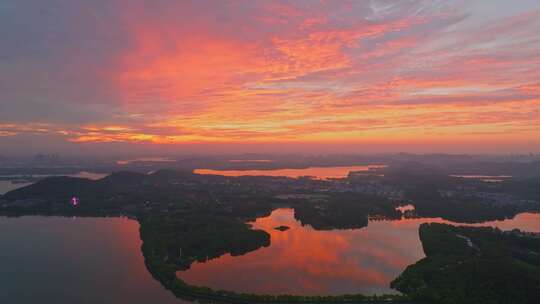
[{"xmin": 2, "ymin": 0, "xmax": 540, "ymax": 155}]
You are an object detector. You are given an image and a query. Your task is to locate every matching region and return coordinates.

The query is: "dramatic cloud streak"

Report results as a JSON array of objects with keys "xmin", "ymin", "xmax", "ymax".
[{"xmin": 1, "ymin": 0, "xmax": 540, "ymax": 153}]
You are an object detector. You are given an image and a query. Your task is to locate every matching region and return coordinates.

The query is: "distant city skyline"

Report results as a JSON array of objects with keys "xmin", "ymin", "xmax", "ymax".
[{"xmin": 1, "ymin": 0, "xmax": 540, "ymax": 154}]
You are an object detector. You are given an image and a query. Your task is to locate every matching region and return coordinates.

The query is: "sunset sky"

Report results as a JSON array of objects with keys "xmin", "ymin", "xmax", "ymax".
[{"xmin": 1, "ymin": 0, "xmax": 540, "ymax": 155}]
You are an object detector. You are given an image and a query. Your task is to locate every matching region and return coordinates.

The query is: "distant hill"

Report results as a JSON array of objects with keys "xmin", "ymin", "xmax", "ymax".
[{"xmin": 2, "ymin": 176, "xmax": 104, "ymax": 201}]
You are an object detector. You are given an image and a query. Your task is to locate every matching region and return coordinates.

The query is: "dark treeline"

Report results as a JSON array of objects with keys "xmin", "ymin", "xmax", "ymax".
[{"xmin": 392, "ymin": 223, "xmax": 540, "ymax": 304}]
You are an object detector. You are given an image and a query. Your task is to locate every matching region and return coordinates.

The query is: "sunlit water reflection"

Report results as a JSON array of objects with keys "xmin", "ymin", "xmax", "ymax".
[
  {"xmin": 194, "ymin": 165, "xmax": 385, "ymax": 180},
  {"xmin": 178, "ymin": 208, "xmax": 540, "ymax": 296}
]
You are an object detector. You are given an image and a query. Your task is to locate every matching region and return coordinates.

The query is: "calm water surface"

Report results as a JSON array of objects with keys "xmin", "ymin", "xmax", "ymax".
[
  {"xmin": 116, "ymin": 157, "xmax": 177, "ymax": 165},
  {"xmin": 0, "ymin": 216, "xmax": 187, "ymax": 304},
  {"xmin": 1, "ymin": 210, "xmax": 538, "ymax": 301},
  {"xmin": 194, "ymin": 165, "xmax": 385, "ymax": 180},
  {"xmin": 177, "ymin": 208, "xmax": 540, "ymax": 296}
]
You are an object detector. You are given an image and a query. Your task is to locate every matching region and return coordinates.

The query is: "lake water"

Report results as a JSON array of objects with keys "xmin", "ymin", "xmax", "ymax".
[
  {"xmin": 177, "ymin": 208, "xmax": 540, "ymax": 296},
  {"xmin": 117, "ymin": 157, "xmax": 177, "ymax": 165},
  {"xmin": 1, "ymin": 210, "xmax": 539, "ymax": 302},
  {"xmin": 194, "ymin": 165, "xmax": 385, "ymax": 180},
  {"xmin": 0, "ymin": 216, "xmax": 187, "ymax": 304},
  {"xmin": 69, "ymin": 171, "xmax": 108, "ymax": 180}
]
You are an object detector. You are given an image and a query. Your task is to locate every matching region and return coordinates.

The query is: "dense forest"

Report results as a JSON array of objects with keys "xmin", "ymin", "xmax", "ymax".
[{"xmin": 392, "ymin": 223, "xmax": 540, "ymax": 304}]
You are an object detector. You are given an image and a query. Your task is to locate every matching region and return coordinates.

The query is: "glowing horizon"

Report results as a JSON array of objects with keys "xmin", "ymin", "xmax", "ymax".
[{"xmin": 1, "ymin": 1, "xmax": 540, "ymax": 154}]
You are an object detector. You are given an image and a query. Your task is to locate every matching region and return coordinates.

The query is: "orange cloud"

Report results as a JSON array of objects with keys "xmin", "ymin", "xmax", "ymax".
[{"xmin": 3, "ymin": 1, "xmax": 540, "ymax": 152}]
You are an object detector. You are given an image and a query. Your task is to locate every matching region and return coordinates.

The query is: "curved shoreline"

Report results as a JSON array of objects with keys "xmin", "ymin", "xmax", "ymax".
[{"xmin": 140, "ymin": 231, "xmax": 416, "ymax": 304}]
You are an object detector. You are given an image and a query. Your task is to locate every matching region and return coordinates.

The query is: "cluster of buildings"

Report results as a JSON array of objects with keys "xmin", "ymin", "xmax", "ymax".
[{"xmin": 439, "ymin": 189, "xmax": 536, "ymax": 207}]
